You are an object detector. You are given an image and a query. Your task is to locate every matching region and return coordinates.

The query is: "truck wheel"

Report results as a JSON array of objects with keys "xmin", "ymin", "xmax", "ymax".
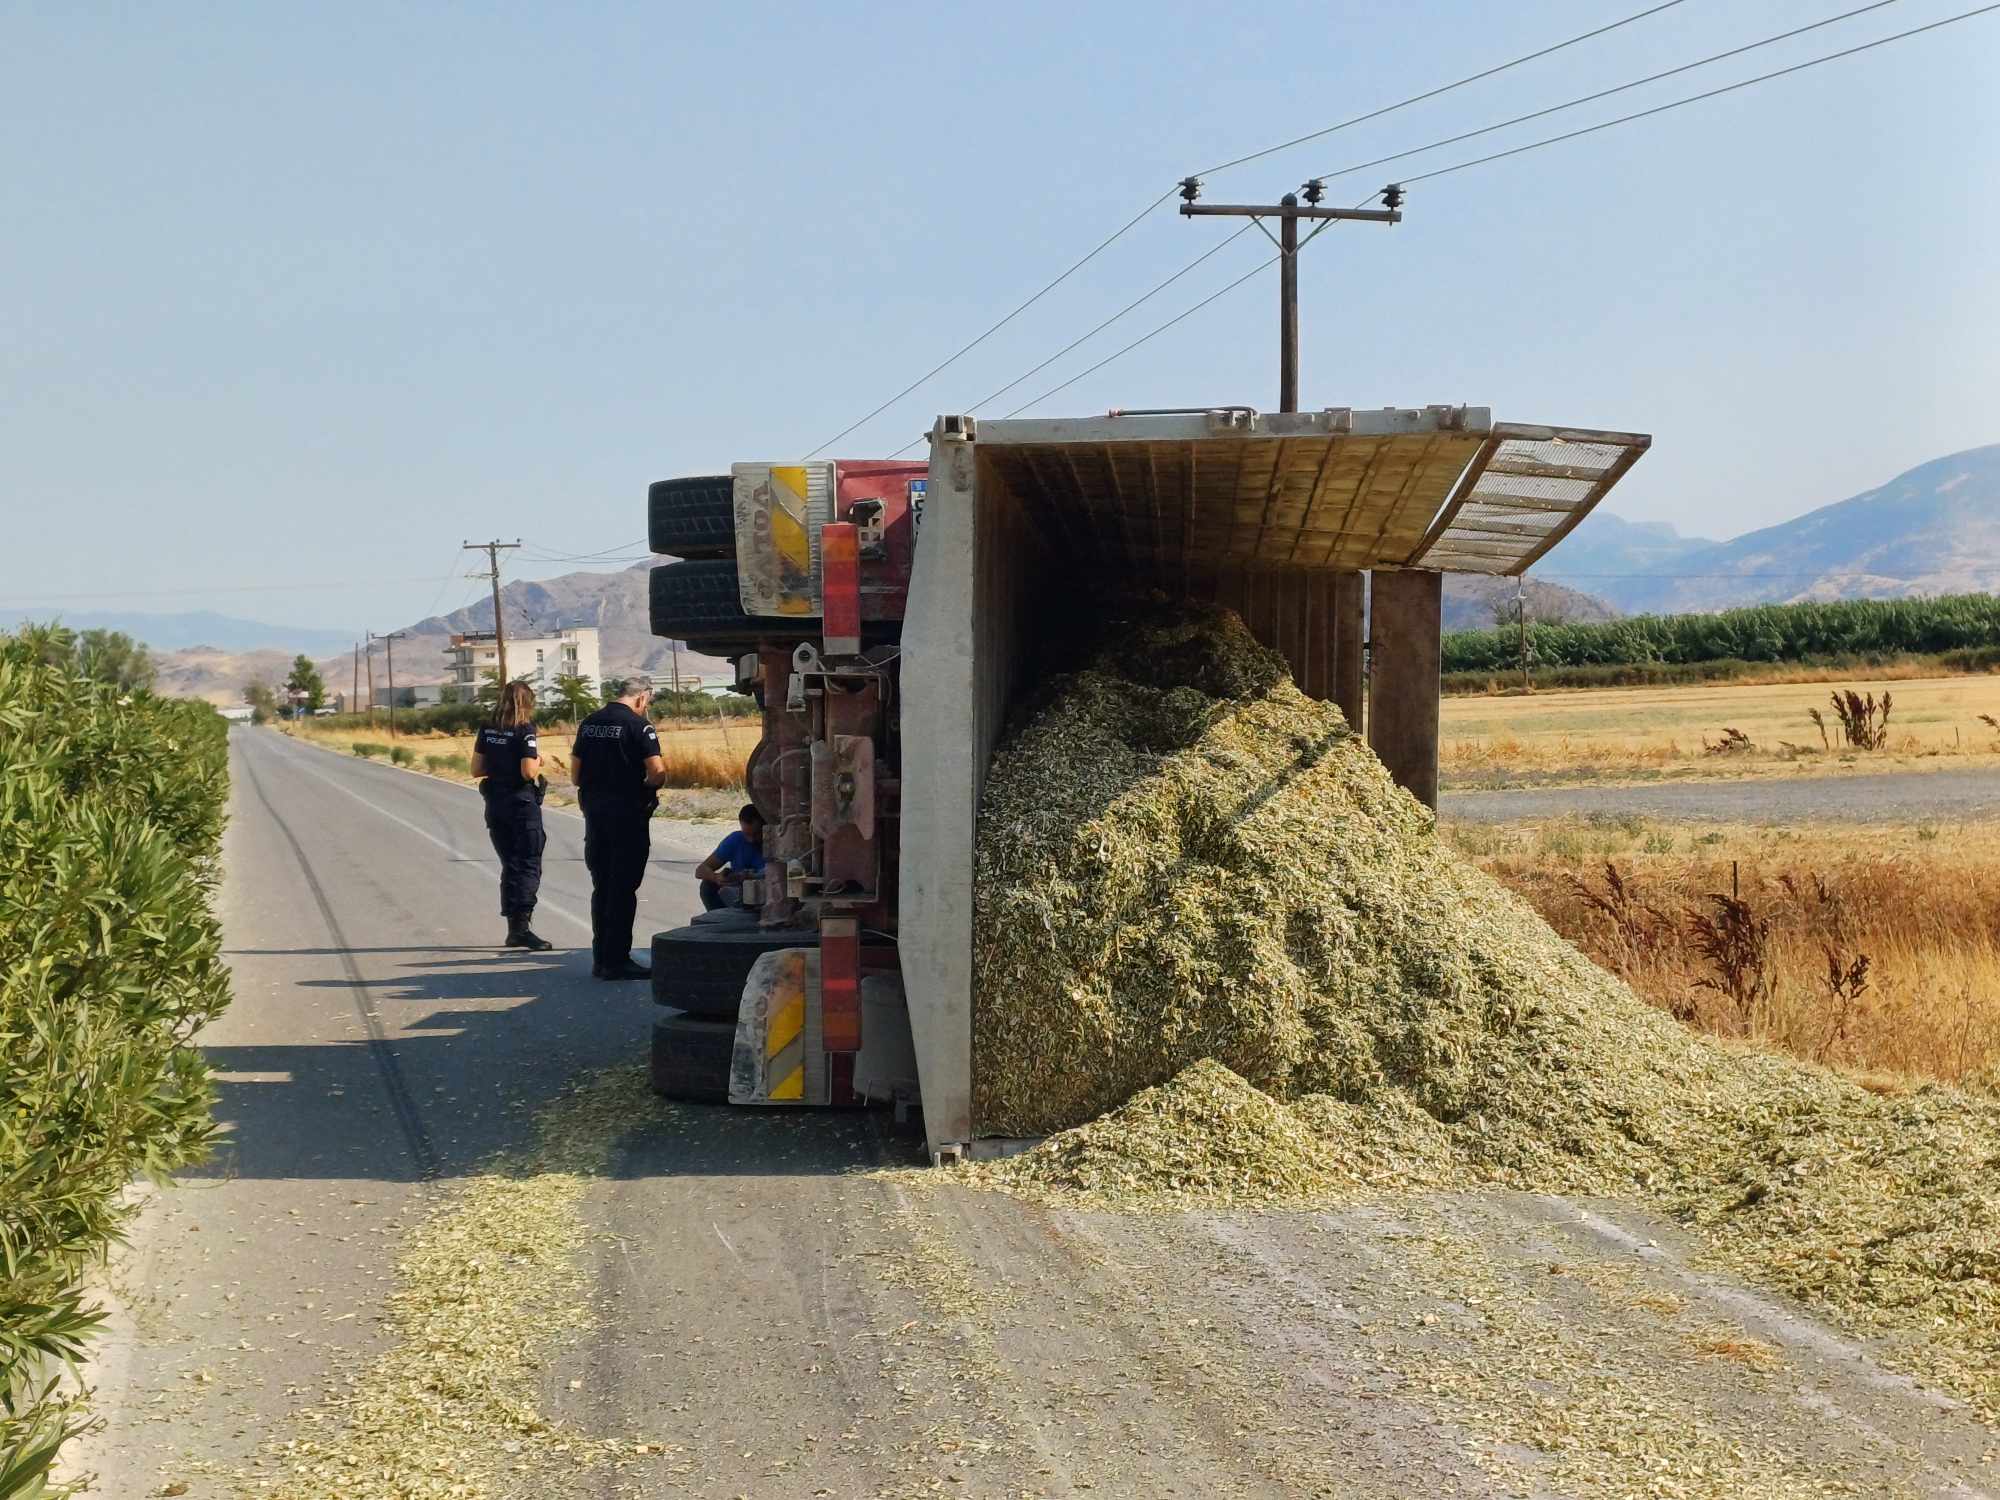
[
  {"xmin": 649, "ymin": 475, "xmax": 736, "ymax": 558},
  {"xmin": 649, "ymin": 559, "xmax": 801, "ymax": 649},
  {"xmin": 650, "ymin": 924, "xmax": 819, "ymax": 1020},
  {"xmin": 650, "ymin": 1009, "xmax": 734, "ymax": 1103}
]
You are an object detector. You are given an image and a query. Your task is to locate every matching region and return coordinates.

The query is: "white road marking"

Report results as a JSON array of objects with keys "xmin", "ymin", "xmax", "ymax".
[{"xmin": 257, "ymin": 734, "xmax": 596, "ymax": 934}]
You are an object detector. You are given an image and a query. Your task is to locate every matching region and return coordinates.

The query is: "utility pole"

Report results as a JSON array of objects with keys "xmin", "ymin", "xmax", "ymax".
[
  {"xmin": 464, "ymin": 540, "xmax": 521, "ymax": 693},
  {"xmin": 364, "ymin": 638, "xmax": 377, "ymax": 724},
  {"xmin": 1517, "ymin": 577, "xmax": 1530, "ymax": 693},
  {"xmin": 371, "ymin": 631, "xmax": 408, "ymax": 737},
  {"xmin": 1178, "ymin": 178, "xmax": 1404, "ymax": 412},
  {"xmin": 352, "ymin": 642, "xmax": 360, "ymax": 715}
]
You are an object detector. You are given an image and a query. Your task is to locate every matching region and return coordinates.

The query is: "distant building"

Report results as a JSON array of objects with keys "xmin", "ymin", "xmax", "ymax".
[
  {"xmin": 370, "ymin": 683, "xmax": 449, "ymax": 710},
  {"xmin": 444, "ymin": 626, "xmax": 601, "ymax": 705}
]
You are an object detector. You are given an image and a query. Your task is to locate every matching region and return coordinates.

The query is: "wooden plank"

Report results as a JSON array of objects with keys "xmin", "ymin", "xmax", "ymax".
[
  {"xmin": 1333, "ymin": 570, "xmax": 1365, "ymax": 734},
  {"xmin": 1367, "ymin": 569, "xmax": 1441, "ymax": 810}
]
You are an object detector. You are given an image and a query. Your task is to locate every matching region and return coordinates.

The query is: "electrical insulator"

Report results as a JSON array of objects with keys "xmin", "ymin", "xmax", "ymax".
[
  {"xmin": 1301, "ymin": 178, "xmax": 1325, "ymax": 205},
  {"xmin": 1178, "ymin": 177, "xmax": 1201, "ymax": 204},
  {"xmin": 1382, "ymin": 183, "xmax": 1405, "ymax": 212}
]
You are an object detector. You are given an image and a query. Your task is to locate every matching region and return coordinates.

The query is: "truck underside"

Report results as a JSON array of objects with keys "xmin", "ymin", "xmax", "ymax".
[{"xmin": 642, "ymin": 406, "xmax": 1651, "ymax": 1161}]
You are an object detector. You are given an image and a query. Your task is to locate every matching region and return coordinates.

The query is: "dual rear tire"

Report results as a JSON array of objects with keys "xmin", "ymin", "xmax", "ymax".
[
  {"xmin": 646, "ymin": 924, "xmax": 819, "ymax": 1103},
  {"xmin": 648, "ymin": 474, "xmax": 779, "ymax": 656},
  {"xmin": 649, "ymin": 1010, "xmax": 733, "ymax": 1104}
]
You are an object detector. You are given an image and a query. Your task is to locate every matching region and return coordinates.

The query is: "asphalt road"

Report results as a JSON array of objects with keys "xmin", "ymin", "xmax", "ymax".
[
  {"xmin": 74, "ymin": 729, "xmax": 2000, "ymax": 1498},
  {"xmin": 1442, "ymin": 765, "xmax": 2000, "ymax": 824}
]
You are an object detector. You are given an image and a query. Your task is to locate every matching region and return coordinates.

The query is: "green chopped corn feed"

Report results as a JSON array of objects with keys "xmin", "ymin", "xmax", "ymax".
[{"xmin": 971, "ymin": 605, "xmax": 2000, "ymax": 1414}]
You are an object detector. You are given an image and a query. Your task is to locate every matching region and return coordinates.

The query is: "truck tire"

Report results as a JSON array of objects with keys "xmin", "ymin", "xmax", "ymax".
[
  {"xmin": 649, "ymin": 559, "xmax": 799, "ymax": 650},
  {"xmin": 650, "ymin": 924, "xmax": 820, "ymax": 1020},
  {"xmin": 649, "ymin": 475, "xmax": 736, "ymax": 559},
  {"xmin": 649, "ymin": 1008, "xmax": 734, "ymax": 1104}
]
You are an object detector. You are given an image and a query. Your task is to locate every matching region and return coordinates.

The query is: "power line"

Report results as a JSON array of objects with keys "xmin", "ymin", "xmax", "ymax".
[
  {"xmin": 1402, "ymin": 1, "xmax": 2000, "ymax": 188},
  {"xmin": 888, "ymin": 224, "xmax": 1260, "ymax": 457},
  {"xmin": 801, "ymin": 189, "xmax": 1177, "ymax": 459},
  {"xmin": 521, "ymin": 536, "xmax": 647, "ymax": 562},
  {"xmin": 1195, "ymin": 0, "xmax": 1693, "ymax": 177},
  {"xmin": 520, "ymin": 550, "xmax": 650, "ymax": 566},
  {"xmin": 997, "ymin": 189, "xmax": 1383, "ymax": 419},
  {"xmin": 417, "ymin": 544, "xmax": 472, "ymax": 625},
  {"xmin": 975, "ymin": 4, "xmax": 2000, "ymax": 421},
  {"xmin": 1002, "ymin": 252, "xmax": 1283, "ymax": 419},
  {"xmin": 808, "ymin": 1, "xmax": 1698, "ymax": 457},
  {"xmin": 1305, "ymin": 0, "xmax": 1908, "ymax": 187}
]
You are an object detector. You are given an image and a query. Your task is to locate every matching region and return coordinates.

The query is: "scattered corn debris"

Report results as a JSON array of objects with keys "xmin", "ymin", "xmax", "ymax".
[
  {"xmin": 973, "ymin": 1059, "xmax": 1349, "ymax": 1208},
  {"xmin": 246, "ymin": 1069, "xmax": 660, "ymax": 1498},
  {"xmin": 970, "ymin": 604, "xmax": 2000, "ymax": 1416}
]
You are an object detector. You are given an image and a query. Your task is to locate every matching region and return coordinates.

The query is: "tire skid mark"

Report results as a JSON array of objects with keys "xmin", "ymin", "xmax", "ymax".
[{"xmin": 238, "ymin": 737, "xmax": 441, "ymax": 1181}]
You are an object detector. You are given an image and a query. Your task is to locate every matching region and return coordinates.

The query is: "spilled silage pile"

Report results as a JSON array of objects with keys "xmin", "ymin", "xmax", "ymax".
[{"xmin": 970, "ymin": 605, "xmax": 2000, "ymax": 1413}]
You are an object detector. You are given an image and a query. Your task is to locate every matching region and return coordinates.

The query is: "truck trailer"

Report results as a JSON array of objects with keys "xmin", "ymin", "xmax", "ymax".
[{"xmin": 643, "ymin": 405, "xmax": 1649, "ymax": 1162}]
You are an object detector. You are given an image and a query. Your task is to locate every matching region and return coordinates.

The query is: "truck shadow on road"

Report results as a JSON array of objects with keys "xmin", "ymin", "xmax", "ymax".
[{"xmin": 196, "ymin": 946, "xmax": 922, "ymax": 1185}]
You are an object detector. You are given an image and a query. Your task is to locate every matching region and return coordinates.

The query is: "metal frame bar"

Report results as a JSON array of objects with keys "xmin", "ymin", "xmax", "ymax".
[
  {"xmin": 1406, "ymin": 434, "xmax": 1502, "ymax": 564},
  {"xmin": 1507, "ymin": 437, "xmax": 1651, "ymax": 575},
  {"xmin": 1408, "ymin": 422, "xmax": 1652, "ymax": 575},
  {"xmin": 1181, "ymin": 203, "xmax": 1402, "ymax": 223}
]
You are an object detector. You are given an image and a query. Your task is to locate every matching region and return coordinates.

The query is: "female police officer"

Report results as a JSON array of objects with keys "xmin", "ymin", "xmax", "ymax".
[{"xmin": 469, "ymin": 680, "xmax": 552, "ymax": 950}]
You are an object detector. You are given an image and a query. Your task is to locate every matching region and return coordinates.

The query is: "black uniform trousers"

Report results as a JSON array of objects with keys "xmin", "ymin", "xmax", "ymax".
[
  {"xmin": 483, "ymin": 791, "xmax": 545, "ymax": 917},
  {"xmin": 582, "ymin": 810, "xmax": 650, "ymax": 968}
]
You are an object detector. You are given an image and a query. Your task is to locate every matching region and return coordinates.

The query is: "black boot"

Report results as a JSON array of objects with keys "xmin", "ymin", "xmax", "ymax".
[{"xmin": 505, "ymin": 912, "xmax": 553, "ymax": 951}]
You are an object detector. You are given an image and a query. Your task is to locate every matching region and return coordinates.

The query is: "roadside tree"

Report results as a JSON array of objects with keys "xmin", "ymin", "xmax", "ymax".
[
  {"xmin": 285, "ymin": 655, "xmax": 327, "ymax": 712},
  {"xmin": 552, "ymin": 673, "xmax": 598, "ymax": 721},
  {"xmin": 75, "ymin": 629, "xmax": 156, "ymax": 692}
]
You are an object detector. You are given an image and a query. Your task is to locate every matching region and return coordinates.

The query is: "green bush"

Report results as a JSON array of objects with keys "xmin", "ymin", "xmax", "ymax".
[
  {"xmin": 351, "ymin": 741, "xmax": 389, "ymax": 759},
  {"xmin": 1442, "ymin": 594, "xmax": 2000, "ymax": 674},
  {"xmin": 388, "ymin": 744, "xmax": 415, "ymax": 766},
  {"xmin": 423, "ymin": 754, "xmax": 459, "ymax": 775},
  {"xmin": 0, "ymin": 625, "xmax": 231, "ymax": 1493}
]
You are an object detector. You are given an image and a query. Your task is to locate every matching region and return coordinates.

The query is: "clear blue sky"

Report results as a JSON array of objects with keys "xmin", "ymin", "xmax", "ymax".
[{"xmin": 5, "ymin": 1, "xmax": 1997, "ymax": 632}]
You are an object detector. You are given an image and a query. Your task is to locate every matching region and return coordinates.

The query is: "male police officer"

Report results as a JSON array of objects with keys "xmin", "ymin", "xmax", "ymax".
[{"xmin": 570, "ymin": 675, "xmax": 666, "ymax": 980}]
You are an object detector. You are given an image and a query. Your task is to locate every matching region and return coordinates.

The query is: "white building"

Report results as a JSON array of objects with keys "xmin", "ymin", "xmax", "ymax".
[{"xmin": 444, "ymin": 626, "xmax": 601, "ymax": 704}]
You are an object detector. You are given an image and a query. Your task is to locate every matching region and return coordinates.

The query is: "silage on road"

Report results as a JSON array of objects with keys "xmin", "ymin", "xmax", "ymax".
[{"xmin": 969, "ymin": 605, "xmax": 2000, "ymax": 1417}]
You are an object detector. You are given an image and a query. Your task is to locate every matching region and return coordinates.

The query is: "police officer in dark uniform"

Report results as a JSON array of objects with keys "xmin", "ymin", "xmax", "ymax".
[
  {"xmin": 470, "ymin": 679, "xmax": 552, "ymax": 951},
  {"xmin": 570, "ymin": 674, "xmax": 665, "ymax": 980}
]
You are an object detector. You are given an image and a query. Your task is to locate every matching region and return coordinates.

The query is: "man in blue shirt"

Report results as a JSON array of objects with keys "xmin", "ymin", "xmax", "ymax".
[{"xmin": 695, "ymin": 804, "xmax": 766, "ymax": 911}]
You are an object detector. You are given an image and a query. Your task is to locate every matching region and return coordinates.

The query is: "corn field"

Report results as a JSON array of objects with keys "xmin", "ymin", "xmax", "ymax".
[{"xmin": 1443, "ymin": 594, "xmax": 2000, "ymax": 674}]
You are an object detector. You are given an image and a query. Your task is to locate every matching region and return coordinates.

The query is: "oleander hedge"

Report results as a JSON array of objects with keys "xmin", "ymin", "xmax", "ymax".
[{"xmin": 0, "ymin": 627, "xmax": 232, "ymax": 1496}]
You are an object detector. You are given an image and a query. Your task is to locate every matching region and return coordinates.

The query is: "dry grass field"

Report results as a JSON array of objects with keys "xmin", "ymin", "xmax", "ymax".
[
  {"xmin": 1451, "ymin": 813, "xmax": 2000, "ymax": 1088},
  {"xmin": 1442, "ymin": 673, "xmax": 2000, "ymax": 786},
  {"xmin": 278, "ymin": 712, "xmax": 749, "ymax": 795}
]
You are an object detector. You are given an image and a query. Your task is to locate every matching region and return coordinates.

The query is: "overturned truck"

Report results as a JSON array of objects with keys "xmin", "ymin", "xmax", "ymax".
[{"xmin": 643, "ymin": 406, "xmax": 1649, "ymax": 1161}]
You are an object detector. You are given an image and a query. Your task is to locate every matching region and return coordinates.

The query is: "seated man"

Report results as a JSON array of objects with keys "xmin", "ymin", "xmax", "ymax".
[{"xmin": 695, "ymin": 804, "xmax": 766, "ymax": 911}]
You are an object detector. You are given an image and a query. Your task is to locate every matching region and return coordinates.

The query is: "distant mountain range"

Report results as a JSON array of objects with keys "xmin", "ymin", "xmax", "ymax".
[
  {"xmin": 1, "ymin": 608, "xmax": 355, "ymax": 655},
  {"xmin": 152, "ymin": 561, "xmax": 729, "ymax": 706},
  {"xmin": 1540, "ymin": 443, "xmax": 2000, "ymax": 615},
  {"xmin": 72, "ymin": 440, "xmax": 2000, "ymax": 703},
  {"xmin": 385, "ymin": 559, "xmax": 690, "ymax": 684}
]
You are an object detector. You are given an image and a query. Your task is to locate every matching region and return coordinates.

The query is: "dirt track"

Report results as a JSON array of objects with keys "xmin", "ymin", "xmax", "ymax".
[
  {"xmin": 1443, "ymin": 765, "xmax": 2000, "ymax": 824},
  {"xmin": 73, "ymin": 730, "xmax": 2000, "ymax": 1497}
]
